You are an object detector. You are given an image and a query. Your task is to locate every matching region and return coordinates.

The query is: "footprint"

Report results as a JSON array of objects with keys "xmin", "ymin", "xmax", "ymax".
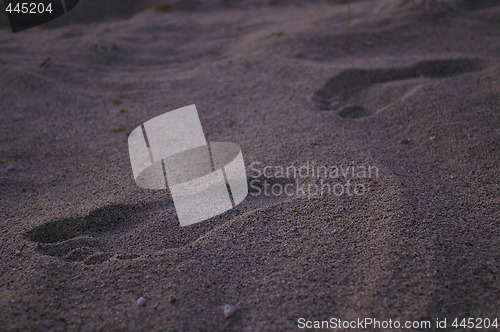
[
  {"xmin": 26, "ymin": 200, "xmax": 225, "ymax": 264},
  {"xmin": 26, "ymin": 186, "xmax": 284, "ymax": 264},
  {"xmin": 313, "ymin": 58, "xmax": 484, "ymax": 118}
]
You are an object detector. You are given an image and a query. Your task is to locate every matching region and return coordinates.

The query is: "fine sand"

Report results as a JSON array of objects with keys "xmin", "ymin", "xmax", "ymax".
[{"xmin": 0, "ymin": 0, "xmax": 499, "ymax": 330}]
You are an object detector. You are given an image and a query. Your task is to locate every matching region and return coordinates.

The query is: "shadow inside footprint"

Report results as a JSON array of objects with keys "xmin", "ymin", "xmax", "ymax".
[
  {"xmin": 313, "ymin": 58, "xmax": 484, "ymax": 117},
  {"xmin": 28, "ymin": 203, "xmax": 149, "ymax": 244},
  {"xmin": 26, "ymin": 201, "xmax": 225, "ymax": 264},
  {"xmin": 338, "ymin": 105, "xmax": 372, "ymax": 119}
]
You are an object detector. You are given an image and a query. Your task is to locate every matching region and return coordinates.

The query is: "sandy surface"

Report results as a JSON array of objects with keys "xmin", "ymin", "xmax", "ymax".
[{"xmin": 0, "ymin": 0, "xmax": 499, "ymax": 330}]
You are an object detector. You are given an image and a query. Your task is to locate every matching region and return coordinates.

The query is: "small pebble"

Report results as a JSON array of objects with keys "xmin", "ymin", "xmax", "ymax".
[
  {"xmin": 6, "ymin": 165, "xmax": 15, "ymax": 171},
  {"xmin": 92, "ymin": 190, "xmax": 97, "ymax": 195},
  {"xmin": 15, "ymin": 250, "xmax": 21, "ymax": 256},
  {"xmin": 429, "ymin": 136, "xmax": 436, "ymax": 141},
  {"xmin": 399, "ymin": 139, "xmax": 410, "ymax": 145},
  {"xmin": 137, "ymin": 297, "xmax": 147, "ymax": 307},
  {"xmin": 223, "ymin": 304, "xmax": 235, "ymax": 318}
]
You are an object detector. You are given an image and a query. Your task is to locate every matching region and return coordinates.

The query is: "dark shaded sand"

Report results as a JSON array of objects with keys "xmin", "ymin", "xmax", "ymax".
[{"xmin": 0, "ymin": 0, "xmax": 498, "ymax": 330}]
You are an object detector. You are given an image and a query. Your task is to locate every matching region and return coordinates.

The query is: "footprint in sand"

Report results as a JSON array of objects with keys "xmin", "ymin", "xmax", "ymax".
[
  {"xmin": 313, "ymin": 58, "xmax": 484, "ymax": 118},
  {"xmin": 26, "ymin": 179, "xmax": 291, "ymax": 265},
  {"xmin": 25, "ymin": 201, "xmax": 224, "ymax": 265}
]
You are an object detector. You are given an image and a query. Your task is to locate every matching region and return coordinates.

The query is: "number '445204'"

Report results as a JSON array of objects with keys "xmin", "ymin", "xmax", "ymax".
[
  {"xmin": 5, "ymin": 2, "xmax": 53, "ymax": 14},
  {"xmin": 452, "ymin": 318, "xmax": 498, "ymax": 329}
]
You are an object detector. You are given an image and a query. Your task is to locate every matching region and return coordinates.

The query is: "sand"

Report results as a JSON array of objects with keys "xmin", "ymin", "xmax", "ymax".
[{"xmin": 0, "ymin": 0, "xmax": 498, "ymax": 330}]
